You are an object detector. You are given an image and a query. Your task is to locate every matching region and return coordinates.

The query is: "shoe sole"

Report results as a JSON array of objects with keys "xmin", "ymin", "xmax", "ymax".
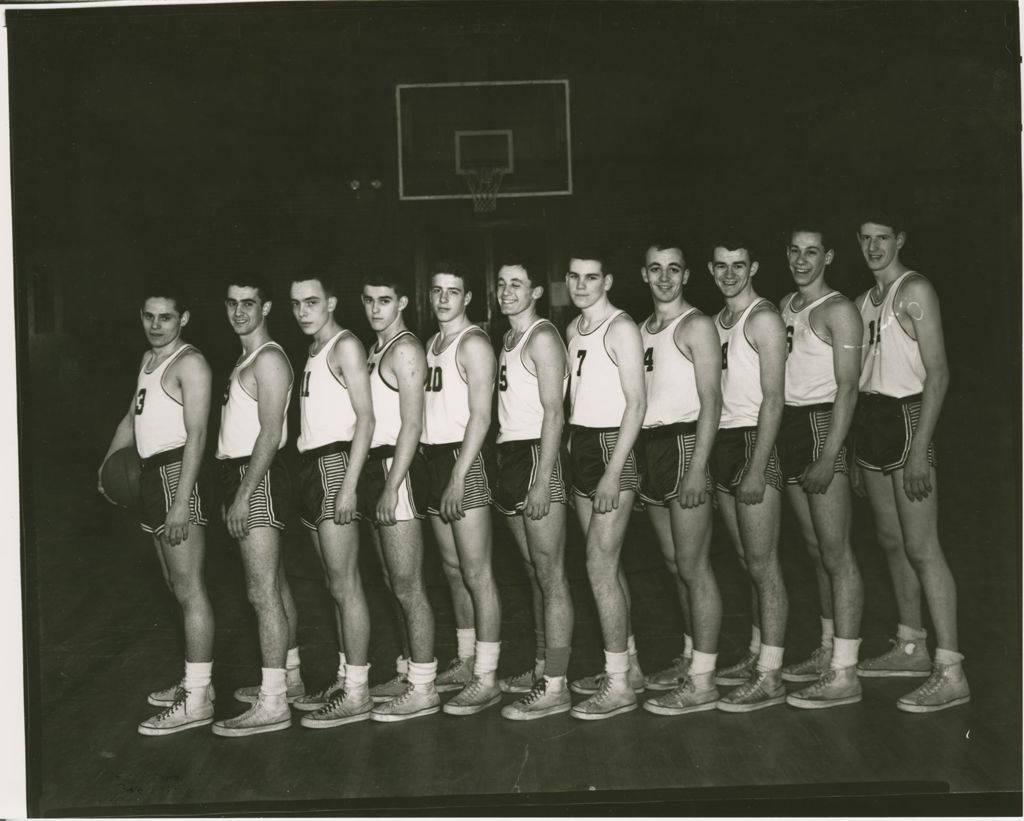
[
  {"xmin": 300, "ymin": 711, "xmax": 372, "ymax": 729},
  {"xmin": 234, "ymin": 691, "xmax": 305, "ymax": 704},
  {"xmin": 786, "ymin": 693, "xmax": 863, "ymax": 710},
  {"xmin": 716, "ymin": 694, "xmax": 787, "ymax": 713},
  {"xmin": 856, "ymin": 668, "xmax": 931, "ymax": 678},
  {"xmin": 498, "ymin": 683, "xmax": 534, "ymax": 694},
  {"xmin": 713, "ymin": 675, "xmax": 751, "ymax": 687},
  {"xmin": 138, "ymin": 716, "xmax": 214, "ymax": 736},
  {"xmin": 370, "ymin": 693, "xmax": 405, "ymax": 704},
  {"xmin": 149, "ymin": 688, "xmax": 216, "ymax": 708},
  {"xmin": 896, "ymin": 695, "xmax": 970, "ymax": 714},
  {"xmin": 211, "ymin": 717, "xmax": 292, "ymax": 737},
  {"xmin": 643, "ymin": 679, "xmax": 687, "ymax": 692},
  {"xmin": 500, "ymin": 702, "xmax": 573, "ymax": 721},
  {"xmin": 780, "ymin": 671, "xmax": 822, "ymax": 683},
  {"xmin": 570, "ymin": 683, "xmax": 645, "ymax": 696},
  {"xmin": 293, "ymin": 700, "xmax": 329, "ymax": 712},
  {"xmin": 434, "ymin": 682, "xmax": 471, "ymax": 693},
  {"xmin": 570, "ymin": 702, "xmax": 638, "ymax": 721},
  {"xmin": 442, "ymin": 695, "xmax": 502, "ymax": 716},
  {"xmin": 370, "ymin": 705, "xmax": 441, "ymax": 722},
  {"xmin": 642, "ymin": 699, "xmax": 718, "ymax": 716}
]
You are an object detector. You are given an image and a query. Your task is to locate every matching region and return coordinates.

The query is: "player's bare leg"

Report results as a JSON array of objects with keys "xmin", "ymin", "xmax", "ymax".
[
  {"xmin": 430, "ymin": 515, "xmax": 478, "ymax": 691},
  {"xmin": 646, "ymin": 506, "xmax": 698, "ymax": 689},
  {"xmin": 501, "ymin": 515, "xmax": 548, "ymax": 692},
  {"xmin": 367, "ymin": 526, "xmax": 413, "ymax": 702},
  {"xmin": 714, "ymin": 492, "xmax": 762, "ymax": 685}
]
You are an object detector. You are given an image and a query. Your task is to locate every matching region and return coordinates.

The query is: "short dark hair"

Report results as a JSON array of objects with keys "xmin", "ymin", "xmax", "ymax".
[
  {"xmin": 226, "ymin": 273, "xmax": 272, "ymax": 303},
  {"xmin": 710, "ymin": 235, "xmax": 757, "ymax": 262},
  {"xmin": 645, "ymin": 239, "xmax": 689, "ymax": 267},
  {"xmin": 858, "ymin": 209, "xmax": 904, "ymax": 236},
  {"xmin": 567, "ymin": 248, "xmax": 609, "ymax": 273},
  {"xmin": 362, "ymin": 266, "xmax": 410, "ymax": 300},
  {"xmin": 788, "ymin": 225, "xmax": 833, "ymax": 252},
  {"xmin": 429, "ymin": 259, "xmax": 470, "ymax": 290},
  {"xmin": 141, "ymin": 283, "xmax": 191, "ymax": 316},
  {"xmin": 496, "ymin": 258, "xmax": 544, "ymax": 287},
  {"xmin": 290, "ymin": 273, "xmax": 336, "ymax": 300}
]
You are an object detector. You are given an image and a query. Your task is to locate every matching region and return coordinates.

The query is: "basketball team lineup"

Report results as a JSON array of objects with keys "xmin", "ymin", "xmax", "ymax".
[{"xmin": 97, "ymin": 215, "xmax": 968, "ymax": 739}]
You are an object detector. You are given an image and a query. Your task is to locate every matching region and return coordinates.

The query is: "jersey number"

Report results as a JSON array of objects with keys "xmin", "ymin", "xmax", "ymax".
[
  {"xmin": 643, "ymin": 347, "xmax": 654, "ymax": 372},
  {"xmin": 785, "ymin": 325, "xmax": 794, "ymax": 354},
  {"xmin": 498, "ymin": 364, "xmax": 508, "ymax": 391},
  {"xmin": 424, "ymin": 366, "xmax": 443, "ymax": 392},
  {"xmin": 301, "ymin": 372, "xmax": 311, "ymax": 398},
  {"xmin": 867, "ymin": 319, "xmax": 881, "ymax": 349},
  {"xmin": 134, "ymin": 388, "xmax": 147, "ymax": 415},
  {"xmin": 721, "ymin": 342, "xmax": 729, "ymax": 370},
  {"xmin": 575, "ymin": 350, "xmax": 587, "ymax": 377}
]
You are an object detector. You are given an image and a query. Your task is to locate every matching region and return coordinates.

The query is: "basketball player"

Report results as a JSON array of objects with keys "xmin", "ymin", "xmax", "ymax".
[
  {"xmin": 99, "ymin": 286, "xmax": 215, "ymax": 736},
  {"xmin": 211, "ymin": 276, "xmax": 296, "ymax": 737},
  {"xmin": 776, "ymin": 228, "xmax": 865, "ymax": 710},
  {"xmin": 852, "ymin": 212, "xmax": 968, "ymax": 712},
  {"xmin": 287, "ymin": 275, "xmax": 375, "ymax": 728},
  {"xmin": 635, "ymin": 242, "xmax": 725, "ymax": 717},
  {"xmin": 491, "ymin": 261, "xmax": 574, "ymax": 721},
  {"xmin": 359, "ymin": 269, "xmax": 441, "ymax": 722},
  {"xmin": 565, "ymin": 250, "xmax": 647, "ymax": 720},
  {"xmin": 421, "ymin": 261, "xmax": 502, "ymax": 716},
  {"xmin": 708, "ymin": 238, "xmax": 789, "ymax": 713}
]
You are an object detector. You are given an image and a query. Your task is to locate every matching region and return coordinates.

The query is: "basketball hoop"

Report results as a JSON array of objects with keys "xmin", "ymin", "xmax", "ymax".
[{"xmin": 464, "ymin": 165, "xmax": 505, "ymax": 212}]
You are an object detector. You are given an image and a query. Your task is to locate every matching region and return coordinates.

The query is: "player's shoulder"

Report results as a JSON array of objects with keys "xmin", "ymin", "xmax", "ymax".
[
  {"xmin": 172, "ymin": 345, "xmax": 211, "ymax": 375},
  {"xmin": 747, "ymin": 300, "xmax": 785, "ymax": 334},
  {"xmin": 331, "ymin": 328, "xmax": 367, "ymax": 356},
  {"xmin": 897, "ymin": 271, "xmax": 937, "ymax": 301},
  {"xmin": 779, "ymin": 291, "xmax": 797, "ymax": 312},
  {"xmin": 458, "ymin": 326, "xmax": 496, "ymax": 357},
  {"xmin": 390, "ymin": 331, "xmax": 425, "ymax": 356},
  {"xmin": 677, "ymin": 309, "xmax": 715, "ymax": 337},
  {"xmin": 527, "ymin": 320, "xmax": 565, "ymax": 348},
  {"xmin": 816, "ymin": 291, "xmax": 857, "ymax": 317},
  {"xmin": 253, "ymin": 341, "xmax": 291, "ymax": 370}
]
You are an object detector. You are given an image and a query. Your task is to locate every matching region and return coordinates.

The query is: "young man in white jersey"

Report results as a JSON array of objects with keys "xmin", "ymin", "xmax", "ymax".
[
  {"xmin": 633, "ymin": 242, "xmax": 725, "ymax": 717},
  {"xmin": 421, "ymin": 260, "xmax": 503, "ymax": 716},
  {"xmin": 287, "ymin": 275, "xmax": 375, "ymax": 728},
  {"xmin": 359, "ymin": 269, "xmax": 441, "ymax": 722},
  {"xmin": 564, "ymin": 250, "xmax": 647, "ymax": 720},
  {"xmin": 99, "ymin": 286, "xmax": 216, "ymax": 736},
  {"xmin": 491, "ymin": 260, "xmax": 574, "ymax": 721},
  {"xmin": 212, "ymin": 275, "xmax": 297, "ymax": 736},
  {"xmin": 776, "ymin": 228, "xmax": 865, "ymax": 709},
  {"xmin": 707, "ymin": 238, "xmax": 789, "ymax": 713},
  {"xmin": 851, "ymin": 211, "xmax": 967, "ymax": 712}
]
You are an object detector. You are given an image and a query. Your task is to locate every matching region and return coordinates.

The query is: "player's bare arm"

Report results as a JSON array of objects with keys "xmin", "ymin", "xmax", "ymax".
[
  {"xmin": 676, "ymin": 313, "xmax": 722, "ymax": 509},
  {"xmin": 226, "ymin": 347, "xmax": 291, "ymax": 539},
  {"xmin": 524, "ymin": 324, "xmax": 567, "ymax": 520},
  {"xmin": 332, "ymin": 333, "xmax": 375, "ymax": 525},
  {"xmin": 895, "ymin": 276, "xmax": 948, "ymax": 502},
  {"xmin": 441, "ymin": 331, "xmax": 496, "ymax": 523},
  {"xmin": 377, "ymin": 336, "xmax": 426, "ymax": 525},
  {"xmin": 595, "ymin": 314, "xmax": 646, "ymax": 514},
  {"xmin": 739, "ymin": 305, "xmax": 786, "ymax": 505},
  {"xmin": 163, "ymin": 350, "xmax": 212, "ymax": 546},
  {"xmin": 801, "ymin": 299, "xmax": 862, "ymax": 495}
]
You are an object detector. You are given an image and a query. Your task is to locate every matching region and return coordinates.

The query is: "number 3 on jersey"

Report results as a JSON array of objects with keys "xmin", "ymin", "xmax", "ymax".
[
  {"xmin": 134, "ymin": 388, "xmax": 147, "ymax": 415},
  {"xmin": 424, "ymin": 366, "xmax": 443, "ymax": 392}
]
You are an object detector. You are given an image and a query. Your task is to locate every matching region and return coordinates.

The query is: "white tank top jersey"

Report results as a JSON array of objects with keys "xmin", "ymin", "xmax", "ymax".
[
  {"xmin": 422, "ymin": 324, "xmax": 486, "ymax": 445},
  {"xmin": 133, "ymin": 344, "xmax": 196, "ymax": 459},
  {"xmin": 297, "ymin": 330, "xmax": 357, "ymax": 453},
  {"xmin": 216, "ymin": 341, "xmax": 293, "ymax": 460},
  {"xmin": 368, "ymin": 330, "xmax": 417, "ymax": 448},
  {"xmin": 857, "ymin": 271, "xmax": 927, "ymax": 398},
  {"xmin": 641, "ymin": 308, "xmax": 701, "ymax": 428},
  {"xmin": 568, "ymin": 310, "xmax": 628, "ymax": 428},
  {"xmin": 497, "ymin": 318, "xmax": 569, "ymax": 443},
  {"xmin": 716, "ymin": 299, "xmax": 770, "ymax": 429},
  {"xmin": 782, "ymin": 292, "xmax": 841, "ymax": 406}
]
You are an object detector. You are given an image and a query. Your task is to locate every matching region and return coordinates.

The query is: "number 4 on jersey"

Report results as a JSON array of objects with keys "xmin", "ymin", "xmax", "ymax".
[{"xmin": 644, "ymin": 347, "xmax": 654, "ymax": 372}]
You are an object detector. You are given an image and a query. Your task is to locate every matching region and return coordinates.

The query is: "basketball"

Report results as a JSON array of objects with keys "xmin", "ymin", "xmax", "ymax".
[{"xmin": 100, "ymin": 447, "xmax": 142, "ymax": 509}]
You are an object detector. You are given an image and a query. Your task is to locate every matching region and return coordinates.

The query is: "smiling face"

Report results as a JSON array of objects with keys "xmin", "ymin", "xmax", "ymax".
[
  {"xmin": 225, "ymin": 285, "xmax": 270, "ymax": 337},
  {"xmin": 708, "ymin": 247, "xmax": 758, "ymax": 299},
  {"xmin": 290, "ymin": 279, "xmax": 335, "ymax": 337},
  {"xmin": 787, "ymin": 232, "xmax": 834, "ymax": 289},
  {"xmin": 140, "ymin": 297, "xmax": 188, "ymax": 349},
  {"xmin": 362, "ymin": 284, "xmax": 406, "ymax": 334},
  {"xmin": 566, "ymin": 257, "xmax": 610, "ymax": 310},
  {"xmin": 429, "ymin": 273, "xmax": 470, "ymax": 323},
  {"xmin": 642, "ymin": 246, "xmax": 688, "ymax": 304},
  {"xmin": 496, "ymin": 265, "xmax": 542, "ymax": 318},
  {"xmin": 858, "ymin": 222, "xmax": 905, "ymax": 272}
]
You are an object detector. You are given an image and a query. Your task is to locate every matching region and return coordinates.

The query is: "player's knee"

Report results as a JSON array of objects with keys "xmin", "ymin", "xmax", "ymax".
[
  {"xmin": 874, "ymin": 527, "xmax": 904, "ymax": 554},
  {"xmin": 802, "ymin": 537, "xmax": 822, "ymax": 560},
  {"xmin": 675, "ymin": 554, "xmax": 708, "ymax": 585},
  {"xmin": 327, "ymin": 572, "xmax": 361, "ymax": 604},
  {"xmin": 819, "ymin": 540, "xmax": 855, "ymax": 576},
  {"xmin": 460, "ymin": 561, "xmax": 495, "ymax": 594},
  {"xmin": 245, "ymin": 578, "xmax": 278, "ymax": 611},
  {"xmin": 903, "ymin": 536, "xmax": 940, "ymax": 570}
]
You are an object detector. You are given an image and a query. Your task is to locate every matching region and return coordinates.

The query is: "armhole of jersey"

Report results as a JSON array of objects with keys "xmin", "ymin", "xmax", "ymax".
[
  {"xmin": 158, "ymin": 344, "xmax": 195, "ymax": 406},
  {"xmin": 602, "ymin": 311, "xmax": 622, "ymax": 366},
  {"xmin": 672, "ymin": 309, "xmax": 700, "ymax": 364},
  {"xmin": 327, "ymin": 330, "xmax": 354, "ymax": 390},
  {"xmin": 519, "ymin": 319, "xmax": 547, "ymax": 378},
  {"xmin": 809, "ymin": 292, "xmax": 846, "ymax": 348},
  {"xmin": 891, "ymin": 272, "xmax": 922, "ymax": 342},
  {"xmin": 456, "ymin": 326, "xmax": 489, "ymax": 385},
  {"xmin": 247, "ymin": 342, "xmax": 293, "ymax": 401},
  {"xmin": 377, "ymin": 335, "xmax": 405, "ymax": 392},
  {"xmin": 741, "ymin": 299, "xmax": 771, "ymax": 352}
]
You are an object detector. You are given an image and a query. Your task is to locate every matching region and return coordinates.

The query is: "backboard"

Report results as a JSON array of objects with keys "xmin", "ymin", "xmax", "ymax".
[{"xmin": 396, "ymin": 80, "xmax": 572, "ymax": 202}]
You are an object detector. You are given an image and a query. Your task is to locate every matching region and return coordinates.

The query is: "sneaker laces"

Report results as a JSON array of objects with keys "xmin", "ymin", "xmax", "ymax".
[
  {"xmin": 387, "ymin": 682, "xmax": 418, "ymax": 707},
  {"xmin": 444, "ymin": 656, "xmax": 468, "ymax": 674},
  {"xmin": 153, "ymin": 693, "xmax": 187, "ymax": 721},
  {"xmin": 914, "ymin": 667, "xmax": 946, "ymax": 698},
  {"xmin": 320, "ymin": 688, "xmax": 350, "ymax": 714},
  {"xmin": 456, "ymin": 676, "xmax": 489, "ymax": 702},
  {"xmin": 806, "ymin": 669, "xmax": 838, "ymax": 693},
  {"xmin": 311, "ymin": 678, "xmax": 345, "ymax": 700},
  {"xmin": 519, "ymin": 678, "xmax": 549, "ymax": 706}
]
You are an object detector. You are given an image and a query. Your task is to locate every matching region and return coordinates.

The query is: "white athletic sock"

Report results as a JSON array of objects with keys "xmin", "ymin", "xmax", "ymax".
[
  {"xmin": 408, "ymin": 658, "xmax": 437, "ymax": 691},
  {"xmin": 756, "ymin": 644, "xmax": 784, "ymax": 673},
  {"xmin": 689, "ymin": 650, "xmax": 716, "ymax": 676},
  {"xmin": 934, "ymin": 647, "xmax": 964, "ymax": 667},
  {"xmin": 286, "ymin": 646, "xmax": 301, "ymax": 670},
  {"xmin": 336, "ymin": 653, "xmax": 347, "ymax": 680},
  {"xmin": 261, "ymin": 667, "xmax": 287, "ymax": 698},
  {"xmin": 820, "ymin": 617, "xmax": 835, "ymax": 648},
  {"xmin": 749, "ymin": 625, "xmax": 762, "ymax": 654},
  {"xmin": 683, "ymin": 634, "xmax": 694, "ymax": 658},
  {"xmin": 605, "ymin": 649, "xmax": 630, "ymax": 675},
  {"xmin": 897, "ymin": 623, "xmax": 927, "ymax": 641},
  {"xmin": 345, "ymin": 663, "xmax": 370, "ymax": 691},
  {"xmin": 626, "ymin": 634, "xmax": 638, "ymax": 656},
  {"xmin": 456, "ymin": 628, "xmax": 477, "ymax": 659},
  {"xmin": 831, "ymin": 637, "xmax": 861, "ymax": 669},
  {"xmin": 184, "ymin": 661, "xmax": 212, "ymax": 701},
  {"xmin": 474, "ymin": 641, "xmax": 501, "ymax": 683},
  {"xmin": 395, "ymin": 655, "xmax": 409, "ymax": 676}
]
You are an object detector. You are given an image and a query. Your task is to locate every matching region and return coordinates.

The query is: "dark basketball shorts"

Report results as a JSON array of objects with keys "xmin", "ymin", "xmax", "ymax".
[
  {"xmin": 493, "ymin": 439, "xmax": 569, "ymax": 515},
  {"xmin": 297, "ymin": 441, "xmax": 359, "ymax": 530},
  {"xmin": 138, "ymin": 447, "xmax": 210, "ymax": 535},
  {"xmin": 568, "ymin": 426, "xmax": 640, "ymax": 499},
  {"xmin": 854, "ymin": 392, "xmax": 937, "ymax": 474},
  {"xmin": 357, "ymin": 445, "xmax": 428, "ymax": 523},
  {"xmin": 711, "ymin": 426, "xmax": 784, "ymax": 495},
  {"xmin": 638, "ymin": 422, "xmax": 713, "ymax": 506},
  {"xmin": 778, "ymin": 403, "xmax": 849, "ymax": 484},
  {"xmin": 218, "ymin": 451, "xmax": 292, "ymax": 531},
  {"xmin": 421, "ymin": 442, "xmax": 493, "ymax": 516}
]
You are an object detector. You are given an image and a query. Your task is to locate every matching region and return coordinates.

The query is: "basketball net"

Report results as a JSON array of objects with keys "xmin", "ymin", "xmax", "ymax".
[{"xmin": 464, "ymin": 166, "xmax": 505, "ymax": 212}]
